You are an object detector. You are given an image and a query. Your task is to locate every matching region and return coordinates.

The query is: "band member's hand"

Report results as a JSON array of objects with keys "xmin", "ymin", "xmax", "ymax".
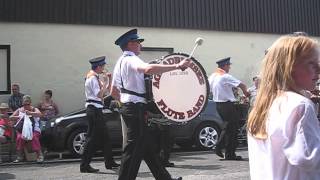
[
  {"xmin": 243, "ymin": 91, "xmax": 251, "ymax": 97},
  {"xmin": 102, "ymin": 72, "xmax": 112, "ymax": 82},
  {"xmin": 178, "ymin": 59, "xmax": 191, "ymax": 71}
]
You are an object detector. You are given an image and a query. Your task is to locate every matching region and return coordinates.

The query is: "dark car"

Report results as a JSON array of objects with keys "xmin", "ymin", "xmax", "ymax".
[{"xmin": 42, "ymin": 100, "xmax": 247, "ymax": 156}]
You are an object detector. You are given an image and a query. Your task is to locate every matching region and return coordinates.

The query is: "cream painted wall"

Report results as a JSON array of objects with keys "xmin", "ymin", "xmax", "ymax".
[{"xmin": 0, "ymin": 22, "xmax": 318, "ymax": 114}]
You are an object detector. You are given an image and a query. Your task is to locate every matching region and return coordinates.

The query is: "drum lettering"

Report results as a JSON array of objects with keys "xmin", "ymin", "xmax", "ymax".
[
  {"xmin": 187, "ymin": 95, "xmax": 205, "ymax": 118},
  {"xmin": 196, "ymin": 71, "xmax": 205, "ymax": 85},
  {"xmin": 152, "ymin": 74, "xmax": 162, "ymax": 89},
  {"xmin": 157, "ymin": 99, "xmax": 185, "ymax": 119},
  {"xmin": 174, "ymin": 57, "xmax": 182, "ymax": 64},
  {"xmin": 170, "ymin": 71, "xmax": 178, "ymax": 75},
  {"xmin": 162, "ymin": 57, "xmax": 183, "ymax": 65},
  {"xmin": 179, "ymin": 71, "xmax": 188, "ymax": 75},
  {"xmin": 189, "ymin": 62, "xmax": 205, "ymax": 85}
]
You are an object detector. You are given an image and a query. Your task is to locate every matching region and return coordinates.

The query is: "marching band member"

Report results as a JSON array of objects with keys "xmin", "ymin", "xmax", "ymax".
[
  {"xmin": 80, "ymin": 56, "xmax": 119, "ymax": 173},
  {"xmin": 208, "ymin": 57, "xmax": 250, "ymax": 160},
  {"xmin": 111, "ymin": 28, "xmax": 189, "ymax": 180}
]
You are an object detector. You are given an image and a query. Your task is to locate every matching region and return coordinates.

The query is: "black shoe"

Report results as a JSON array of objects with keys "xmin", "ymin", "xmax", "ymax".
[
  {"xmin": 163, "ymin": 162, "xmax": 175, "ymax": 167},
  {"xmin": 224, "ymin": 155, "xmax": 243, "ymax": 161},
  {"xmin": 80, "ymin": 166, "xmax": 99, "ymax": 173},
  {"xmin": 215, "ymin": 147, "xmax": 224, "ymax": 158},
  {"xmin": 171, "ymin": 177, "xmax": 182, "ymax": 180},
  {"xmin": 105, "ymin": 161, "xmax": 120, "ymax": 170}
]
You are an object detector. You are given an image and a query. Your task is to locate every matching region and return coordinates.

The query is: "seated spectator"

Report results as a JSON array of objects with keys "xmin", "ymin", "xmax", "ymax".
[
  {"xmin": 10, "ymin": 95, "xmax": 43, "ymax": 163},
  {"xmin": 0, "ymin": 103, "xmax": 13, "ymax": 144},
  {"xmin": 8, "ymin": 83, "xmax": 24, "ymax": 112},
  {"xmin": 37, "ymin": 90, "xmax": 59, "ymax": 129},
  {"xmin": 0, "ymin": 103, "xmax": 13, "ymax": 163}
]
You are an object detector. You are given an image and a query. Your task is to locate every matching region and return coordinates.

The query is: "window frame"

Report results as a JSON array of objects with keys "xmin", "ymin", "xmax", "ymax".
[
  {"xmin": 0, "ymin": 45, "xmax": 11, "ymax": 95},
  {"xmin": 141, "ymin": 47, "xmax": 174, "ymax": 54}
]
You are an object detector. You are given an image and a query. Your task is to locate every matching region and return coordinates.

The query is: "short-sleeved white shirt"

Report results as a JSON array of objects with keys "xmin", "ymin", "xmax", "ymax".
[
  {"xmin": 85, "ymin": 74, "xmax": 103, "ymax": 108},
  {"xmin": 208, "ymin": 72, "xmax": 241, "ymax": 102},
  {"xmin": 112, "ymin": 51, "xmax": 148, "ymax": 104},
  {"xmin": 248, "ymin": 91, "xmax": 320, "ymax": 180}
]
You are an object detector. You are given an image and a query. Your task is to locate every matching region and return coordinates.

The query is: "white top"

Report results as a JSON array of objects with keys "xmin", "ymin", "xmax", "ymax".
[
  {"xmin": 18, "ymin": 110, "xmax": 41, "ymax": 133},
  {"xmin": 112, "ymin": 51, "xmax": 148, "ymax": 104},
  {"xmin": 208, "ymin": 72, "xmax": 241, "ymax": 102},
  {"xmin": 248, "ymin": 85, "xmax": 258, "ymax": 106},
  {"xmin": 85, "ymin": 73, "xmax": 103, "ymax": 108},
  {"xmin": 248, "ymin": 91, "xmax": 320, "ymax": 180}
]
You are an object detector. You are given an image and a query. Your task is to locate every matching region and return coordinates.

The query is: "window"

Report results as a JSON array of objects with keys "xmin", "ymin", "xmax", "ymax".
[
  {"xmin": 0, "ymin": 45, "xmax": 11, "ymax": 94},
  {"xmin": 140, "ymin": 47, "xmax": 174, "ymax": 63}
]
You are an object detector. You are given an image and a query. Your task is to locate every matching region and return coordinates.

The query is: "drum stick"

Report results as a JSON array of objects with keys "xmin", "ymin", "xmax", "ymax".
[
  {"xmin": 188, "ymin": 37, "xmax": 204, "ymax": 58},
  {"xmin": 180, "ymin": 37, "xmax": 204, "ymax": 71}
]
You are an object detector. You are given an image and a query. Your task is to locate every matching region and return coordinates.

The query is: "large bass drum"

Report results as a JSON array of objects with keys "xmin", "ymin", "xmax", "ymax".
[{"xmin": 150, "ymin": 53, "xmax": 209, "ymax": 123}]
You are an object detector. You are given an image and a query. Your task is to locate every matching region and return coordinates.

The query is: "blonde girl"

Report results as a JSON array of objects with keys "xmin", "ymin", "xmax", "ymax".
[{"xmin": 247, "ymin": 35, "xmax": 320, "ymax": 180}]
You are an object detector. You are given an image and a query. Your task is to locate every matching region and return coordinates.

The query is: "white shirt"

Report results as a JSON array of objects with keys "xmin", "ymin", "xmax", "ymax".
[
  {"xmin": 248, "ymin": 91, "xmax": 320, "ymax": 180},
  {"xmin": 248, "ymin": 85, "xmax": 258, "ymax": 106},
  {"xmin": 208, "ymin": 72, "xmax": 241, "ymax": 102},
  {"xmin": 85, "ymin": 73, "xmax": 104, "ymax": 108},
  {"xmin": 18, "ymin": 110, "xmax": 41, "ymax": 133},
  {"xmin": 112, "ymin": 51, "xmax": 148, "ymax": 104}
]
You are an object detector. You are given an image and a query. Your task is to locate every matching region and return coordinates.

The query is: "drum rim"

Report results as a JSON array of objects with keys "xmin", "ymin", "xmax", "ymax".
[{"xmin": 154, "ymin": 52, "xmax": 210, "ymax": 122}]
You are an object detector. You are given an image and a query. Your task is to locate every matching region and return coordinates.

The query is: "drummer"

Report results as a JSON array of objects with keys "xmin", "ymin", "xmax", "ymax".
[
  {"xmin": 110, "ymin": 28, "xmax": 189, "ymax": 180},
  {"xmin": 208, "ymin": 57, "xmax": 250, "ymax": 160}
]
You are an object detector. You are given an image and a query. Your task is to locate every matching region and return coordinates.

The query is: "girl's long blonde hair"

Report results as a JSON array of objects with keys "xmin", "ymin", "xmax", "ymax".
[{"xmin": 247, "ymin": 35, "xmax": 318, "ymax": 139}]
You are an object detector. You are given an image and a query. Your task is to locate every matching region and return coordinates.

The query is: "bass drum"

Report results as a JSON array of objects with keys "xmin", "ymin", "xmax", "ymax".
[{"xmin": 151, "ymin": 53, "xmax": 209, "ymax": 123}]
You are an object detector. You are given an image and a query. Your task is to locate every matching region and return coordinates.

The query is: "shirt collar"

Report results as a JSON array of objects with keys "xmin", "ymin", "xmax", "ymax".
[{"xmin": 123, "ymin": 51, "xmax": 136, "ymax": 56}]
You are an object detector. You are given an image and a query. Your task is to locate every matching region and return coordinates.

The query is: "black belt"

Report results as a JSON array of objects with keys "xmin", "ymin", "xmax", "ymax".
[
  {"xmin": 216, "ymin": 101, "xmax": 234, "ymax": 104},
  {"xmin": 120, "ymin": 88, "xmax": 146, "ymax": 98},
  {"xmin": 86, "ymin": 99, "xmax": 103, "ymax": 105},
  {"xmin": 122, "ymin": 102, "xmax": 146, "ymax": 106}
]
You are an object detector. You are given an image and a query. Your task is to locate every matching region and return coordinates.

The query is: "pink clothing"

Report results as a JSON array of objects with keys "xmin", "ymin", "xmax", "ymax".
[
  {"xmin": 0, "ymin": 118, "xmax": 12, "ymax": 138},
  {"xmin": 16, "ymin": 131, "xmax": 41, "ymax": 152}
]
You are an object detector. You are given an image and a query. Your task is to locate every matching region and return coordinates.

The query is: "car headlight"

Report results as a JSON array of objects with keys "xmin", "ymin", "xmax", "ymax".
[
  {"xmin": 50, "ymin": 122, "xmax": 55, "ymax": 127},
  {"xmin": 55, "ymin": 117, "xmax": 63, "ymax": 124}
]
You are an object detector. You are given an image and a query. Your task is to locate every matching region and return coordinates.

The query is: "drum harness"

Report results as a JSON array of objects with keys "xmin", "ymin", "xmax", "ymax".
[{"xmin": 119, "ymin": 54, "xmax": 153, "ymax": 101}]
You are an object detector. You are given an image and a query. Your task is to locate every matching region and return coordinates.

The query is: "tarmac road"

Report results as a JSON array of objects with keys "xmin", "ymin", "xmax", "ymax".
[{"xmin": 0, "ymin": 148, "xmax": 249, "ymax": 180}]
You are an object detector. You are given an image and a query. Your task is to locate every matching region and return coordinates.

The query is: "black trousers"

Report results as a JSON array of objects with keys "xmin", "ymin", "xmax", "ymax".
[
  {"xmin": 118, "ymin": 103, "xmax": 172, "ymax": 180},
  {"xmin": 80, "ymin": 105, "xmax": 114, "ymax": 168},
  {"xmin": 215, "ymin": 102, "xmax": 240, "ymax": 158},
  {"xmin": 158, "ymin": 124, "xmax": 174, "ymax": 164}
]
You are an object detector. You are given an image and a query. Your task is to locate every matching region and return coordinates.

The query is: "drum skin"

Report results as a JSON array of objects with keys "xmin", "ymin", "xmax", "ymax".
[{"xmin": 152, "ymin": 53, "xmax": 209, "ymax": 122}]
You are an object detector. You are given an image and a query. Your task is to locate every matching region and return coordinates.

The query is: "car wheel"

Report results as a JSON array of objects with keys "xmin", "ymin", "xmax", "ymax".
[
  {"xmin": 67, "ymin": 128, "xmax": 87, "ymax": 157},
  {"xmin": 194, "ymin": 123, "xmax": 220, "ymax": 150}
]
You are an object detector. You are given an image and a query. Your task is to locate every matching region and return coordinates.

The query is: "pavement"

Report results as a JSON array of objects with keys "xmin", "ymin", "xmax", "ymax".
[{"xmin": 0, "ymin": 148, "xmax": 250, "ymax": 180}]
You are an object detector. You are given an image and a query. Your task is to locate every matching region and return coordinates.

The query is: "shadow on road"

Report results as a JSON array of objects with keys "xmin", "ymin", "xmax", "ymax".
[
  {"xmin": 174, "ymin": 164, "xmax": 222, "ymax": 170},
  {"xmin": 0, "ymin": 173, "xmax": 16, "ymax": 180}
]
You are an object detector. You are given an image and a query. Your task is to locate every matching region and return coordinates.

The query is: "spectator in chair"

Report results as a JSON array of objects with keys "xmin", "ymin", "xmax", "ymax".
[
  {"xmin": 0, "ymin": 103, "xmax": 13, "ymax": 163},
  {"xmin": 10, "ymin": 95, "xmax": 44, "ymax": 163},
  {"xmin": 37, "ymin": 89, "xmax": 59, "ymax": 130}
]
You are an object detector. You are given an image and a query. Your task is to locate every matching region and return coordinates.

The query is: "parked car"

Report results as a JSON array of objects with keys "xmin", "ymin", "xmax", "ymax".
[{"xmin": 42, "ymin": 100, "xmax": 247, "ymax": 156}]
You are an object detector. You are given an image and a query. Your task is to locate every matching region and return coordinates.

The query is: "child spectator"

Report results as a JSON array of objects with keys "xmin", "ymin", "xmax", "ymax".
[{"xmin": 247, "ymin": 35, "xmax": 320, "ymax": 179}]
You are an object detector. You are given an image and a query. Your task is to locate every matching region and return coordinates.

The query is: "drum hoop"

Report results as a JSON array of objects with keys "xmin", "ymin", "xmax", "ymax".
[{"xmin": 154, "ymin": 52, "xmax": 210, "ymax": 122}]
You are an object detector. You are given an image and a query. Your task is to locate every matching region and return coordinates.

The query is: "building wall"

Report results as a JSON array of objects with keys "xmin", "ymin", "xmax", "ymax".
[
  {"xmin": 1, "ymin": 0, "xmax": 320, "ymax": 36},
  {"xmin": 0, "ymin": 22, "xmax": 317, "ymax": 114}
]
